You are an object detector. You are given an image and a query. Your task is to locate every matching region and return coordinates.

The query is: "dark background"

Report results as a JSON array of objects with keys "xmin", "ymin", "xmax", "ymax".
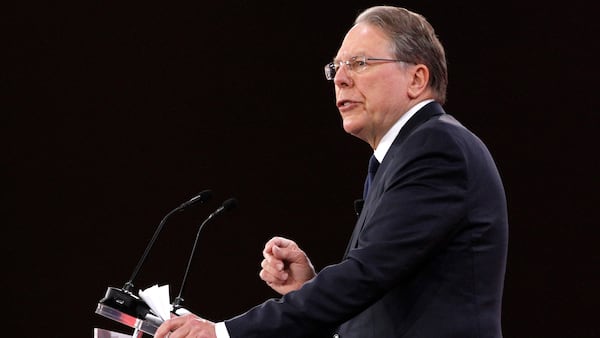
[{"xmin": 3, "ymin": 1, "xmax": 598, "ymax": 337}]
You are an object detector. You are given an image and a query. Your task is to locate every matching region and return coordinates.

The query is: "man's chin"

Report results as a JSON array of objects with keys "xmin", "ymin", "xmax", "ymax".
[{"xmin": 342, "ymin": 121, "xmax": 364, "ymax": 138}]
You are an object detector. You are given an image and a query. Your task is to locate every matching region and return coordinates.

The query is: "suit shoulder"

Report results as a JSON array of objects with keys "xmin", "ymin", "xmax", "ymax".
[
  {"xmin": 394, "ymin": 113, "xmax": 490, "ymax": 161},
  {"xmin": 419, "ymin": 114, "xmax": 484, "ymax": 145}
]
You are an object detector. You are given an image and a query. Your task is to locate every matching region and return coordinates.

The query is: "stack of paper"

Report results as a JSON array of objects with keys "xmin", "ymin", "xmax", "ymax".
[{"xmin": 138, "ymin": 284, "xmax": 171, "ymax": 321}]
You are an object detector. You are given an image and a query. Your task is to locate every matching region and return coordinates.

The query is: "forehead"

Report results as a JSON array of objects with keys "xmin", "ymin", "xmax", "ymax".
[{"xmin": 335, "ymin": 23, "xmax": 393, "ymax": 60}]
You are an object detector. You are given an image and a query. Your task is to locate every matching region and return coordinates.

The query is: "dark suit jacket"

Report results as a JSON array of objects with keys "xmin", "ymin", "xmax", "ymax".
[{"xmin": 225, "ymin": 102, "xmax": 508, "ymax": 337}]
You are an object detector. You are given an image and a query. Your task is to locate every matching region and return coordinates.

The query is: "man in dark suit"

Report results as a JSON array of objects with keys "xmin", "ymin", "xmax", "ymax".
[{"xmin": 155, "ymin": 5, "xmax": 508, "ymax": 338}]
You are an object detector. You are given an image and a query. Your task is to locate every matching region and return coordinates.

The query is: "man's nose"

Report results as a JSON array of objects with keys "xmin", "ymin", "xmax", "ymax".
[{"xmin": 334, "ymin": 64, "xmax": 353, "ymax": 87}]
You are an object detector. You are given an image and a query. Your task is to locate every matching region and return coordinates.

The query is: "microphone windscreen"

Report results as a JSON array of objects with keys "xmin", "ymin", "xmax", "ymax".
[
  {"xmin": 181, "ymin": 190, "xmax": 213, "ymax": 209},
  {"xmin": 196, "ymin": 189, "xmax": 213, "ymax": 202},
  {"xmin": 222, "ymin": 198, "xmax": 238, "ymax": 211}
]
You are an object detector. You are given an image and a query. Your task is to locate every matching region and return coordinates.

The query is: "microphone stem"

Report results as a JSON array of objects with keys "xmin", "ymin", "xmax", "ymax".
[
  {"xmin": 124, "ymin": 206, "xmax": 182, "ymax": 293},
  {"xmin": 173, "ymin": 213, "xmax": 215, "ymax": 307}
]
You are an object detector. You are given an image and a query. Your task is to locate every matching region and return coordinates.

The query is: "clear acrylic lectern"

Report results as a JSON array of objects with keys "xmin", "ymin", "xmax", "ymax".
[{"xmin": 94, "ymin": 287, "xmax": 163, "ymax": 337}]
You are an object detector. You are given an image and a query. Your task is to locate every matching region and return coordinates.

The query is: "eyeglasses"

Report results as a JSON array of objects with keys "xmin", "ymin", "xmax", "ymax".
[{"xmin": 324, "ymin": 55, "xmax": 408, "ymax": 80}]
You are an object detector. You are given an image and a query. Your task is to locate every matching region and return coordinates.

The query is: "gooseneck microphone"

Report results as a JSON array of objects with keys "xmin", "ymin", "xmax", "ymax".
[
  {"xmin": 98, "ymin": 190, "xmax": 212, "ymax": 319},
  {"xmin": 123, "ymin": 189, "xmax": 213, "ymax": 293},
  {"xmin": 172, "ymin": 197, "xmax": 238, "ymax": 310}
]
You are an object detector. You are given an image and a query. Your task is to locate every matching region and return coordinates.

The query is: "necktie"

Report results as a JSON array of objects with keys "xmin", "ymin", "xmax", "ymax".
[{"xmin": 363, "ymin": 154, "xmax": 380, "ymax": 199}]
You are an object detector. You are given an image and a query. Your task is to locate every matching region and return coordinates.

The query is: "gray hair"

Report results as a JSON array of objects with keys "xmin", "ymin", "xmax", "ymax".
[{"xmin": 355, "ymin": 6, "xmax": 448, "ymax": 104}]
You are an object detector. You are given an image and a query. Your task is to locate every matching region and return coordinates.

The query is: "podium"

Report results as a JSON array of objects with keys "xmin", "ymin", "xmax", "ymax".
[
  {"xmin": 94, "ymin": 287, "xmax": 163, "ymax": 337},
  {"xmin": 94, "ymin": 327, "xmax": 146, "ymax": 338},
  {"xmin": 93, "ymin": 192, "xmax": 228, "ymax": 337},
  {"xmin": 95, "ymin": 302, "xmax": 162, "ymax": 337}
]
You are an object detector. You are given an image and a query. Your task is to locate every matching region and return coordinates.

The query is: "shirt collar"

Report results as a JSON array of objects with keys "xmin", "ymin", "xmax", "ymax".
[{"xmin": 373, "ymin": 99, "xmax": 434, "ymax": 163}]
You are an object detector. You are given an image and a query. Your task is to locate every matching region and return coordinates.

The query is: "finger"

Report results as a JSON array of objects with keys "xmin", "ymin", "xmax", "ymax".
[
  {"xmin": 271, "ymin": 236, "xmax": 295, "ymax": 249},
  {"xmin": 260, "ymin": 268, "xmax": 279, "ymax": 284},
  {"xmin": 260, "ymin": 270, "xmax": 288, "ymax": 286},
  {"xmin": 260, "ymin": 259, "xmax": 288, "ymax": 282},
  {"xmin": 262, "ymin": 251, "xmax": 284, "ymax": 271},
  {"xmin": 155, "ymin": 316, "xmax": 182, "ymax": 337},
  {"xmin": 263, "ymin": 236, "xmax": 290, "ymax": 256},
  {"xmin": 263, "ymin": 240, "xmax": 274, "ymax": 255}
]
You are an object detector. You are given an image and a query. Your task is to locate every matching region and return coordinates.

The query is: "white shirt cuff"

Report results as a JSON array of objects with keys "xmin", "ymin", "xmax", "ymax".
[{"xmin": 215, "ymin": 321, "xmax": 230, "ymax": 338}]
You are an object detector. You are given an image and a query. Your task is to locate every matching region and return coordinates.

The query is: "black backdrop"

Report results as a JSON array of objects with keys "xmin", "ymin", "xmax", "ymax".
[{"xmin": 4, "ymin": 1, "xmax": 598, "ymax": 337}]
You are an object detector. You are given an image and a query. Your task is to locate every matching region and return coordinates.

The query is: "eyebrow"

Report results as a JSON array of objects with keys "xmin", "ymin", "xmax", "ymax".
[{"xmin": 332, "ymin": 54, "xmax": 364, "ymax": 62}]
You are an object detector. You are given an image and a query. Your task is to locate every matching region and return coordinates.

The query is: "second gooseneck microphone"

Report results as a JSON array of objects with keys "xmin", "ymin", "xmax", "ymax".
[{"xmin": 172, "ymin": 197, "xmax": 238, "ymax": 309}]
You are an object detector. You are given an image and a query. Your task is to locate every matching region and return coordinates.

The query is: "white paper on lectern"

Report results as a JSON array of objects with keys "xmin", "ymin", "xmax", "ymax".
[{"xmin": 138, "ymin": 284, "xmax": 171, "ymax": 321}]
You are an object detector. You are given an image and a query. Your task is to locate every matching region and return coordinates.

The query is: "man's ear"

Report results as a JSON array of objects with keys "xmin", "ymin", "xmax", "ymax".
[{"xmin": 407, "ymin": 64, "xmax": 429, "ymax": 99}]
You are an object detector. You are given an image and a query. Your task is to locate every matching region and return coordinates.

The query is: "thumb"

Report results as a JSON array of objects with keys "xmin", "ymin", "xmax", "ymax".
[{"xmin": 273, "ymin": 244, "xmax": 303, "ymax": 263}]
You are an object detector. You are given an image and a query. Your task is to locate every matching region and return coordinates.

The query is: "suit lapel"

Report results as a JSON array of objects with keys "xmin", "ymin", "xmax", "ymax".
[{"xmin": 343, "ymin": 102, "xmax": 445, "ymax": 258}]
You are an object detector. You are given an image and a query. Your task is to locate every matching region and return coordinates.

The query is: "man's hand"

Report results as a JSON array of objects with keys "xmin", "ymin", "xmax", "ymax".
[
  {"xmin": 154, "ymin": 313, "xmax": 216, "ymax": 338},
  {"xmin": 259, "ymin": 236, "xmax": 316, "ymax": 295}
]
